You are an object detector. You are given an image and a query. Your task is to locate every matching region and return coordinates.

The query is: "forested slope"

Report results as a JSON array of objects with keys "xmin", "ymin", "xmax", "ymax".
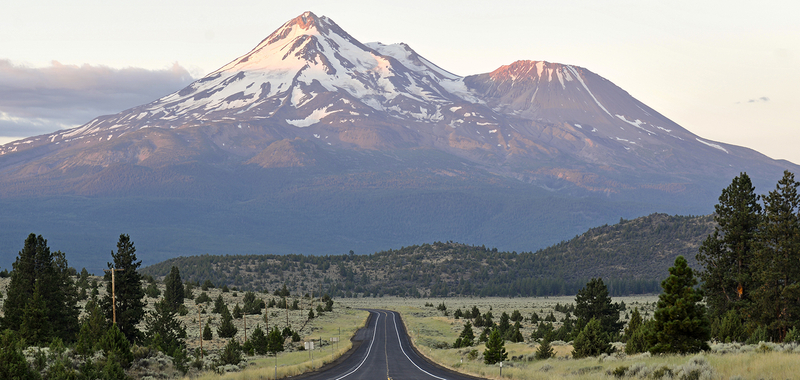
[{"xmin": 141, "ymin": 213, "xmax": 714, "ymax": 297}]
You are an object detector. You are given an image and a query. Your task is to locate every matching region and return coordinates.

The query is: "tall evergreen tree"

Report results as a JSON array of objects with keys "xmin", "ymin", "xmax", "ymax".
[
  {"xmin": 649, "ymin": 256, "xmax": 710, "ymax": 354},
  {"xmin": 102, "ymin": 234, "xmax": 147, "ymax": 343},
  {"xmin": 2, "ymin": 234, "xmax": 79, "ymax": 343},
  {"xmin": 751, "ymin": 170, "xmax": 800, "ymax": 341},
  {"xmin": 163, "ymin": 266, "xmax": 185, "ymax": 311},
  {"xmin": 697, "ymin": 172, "xmax": 761, "ymax": 320},
  {"xmin": 483, "ymin": 329, "xmax": 508, "ymax": 364},
  {"xmin": 574, "ymin": 278, "xmax": 623, "ymax": 336}
]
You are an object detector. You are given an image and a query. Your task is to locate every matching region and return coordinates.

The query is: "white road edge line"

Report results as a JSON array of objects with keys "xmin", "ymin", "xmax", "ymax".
[
  {"xmin": 335, "ymin": 311, "xmax": 380, "ymax": 380},
  {"xmin": 391, "ymin": 311, "xmax": 448, "ymax": 380}
]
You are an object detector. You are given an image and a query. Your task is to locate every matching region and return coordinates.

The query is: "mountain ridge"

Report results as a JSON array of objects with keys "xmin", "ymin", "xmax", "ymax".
[{"xmin": 0, "ymin": 11, "xmax": 795, "ymax": 271}]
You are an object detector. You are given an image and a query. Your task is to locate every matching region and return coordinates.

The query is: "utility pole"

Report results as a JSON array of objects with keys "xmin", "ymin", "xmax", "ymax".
[
  {"xmin": 103, "ymin": 268, "xmax": 124, "ymax": 324},
  {"xmin": 243, "ymin": 314, "xmax": 247, "ymax": 342}
]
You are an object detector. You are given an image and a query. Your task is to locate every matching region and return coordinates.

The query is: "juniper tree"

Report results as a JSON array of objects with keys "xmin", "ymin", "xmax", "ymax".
[
  {"xmin": 202, "ymin": 318, "xmax": 213, "ymax": 341},
  {"xmin": 697, "ymin": 172, "xmax": 761, "ymax": 320},
  {"xmin": 649, "ymin": 256, "xmax": 710, "ymax": 354},
  {"xmin": 102, "ymin": 234, "xmax": 146, "ymax": 343},
  {"xmin": 534, "ymin": 336, "xmax": 554, "ymax": 360}
]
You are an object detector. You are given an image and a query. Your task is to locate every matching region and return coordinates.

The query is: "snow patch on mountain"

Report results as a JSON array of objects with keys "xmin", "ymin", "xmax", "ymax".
[{"xmin": 696, "ymin": 138, "xmax": 729, "ymax": 153}]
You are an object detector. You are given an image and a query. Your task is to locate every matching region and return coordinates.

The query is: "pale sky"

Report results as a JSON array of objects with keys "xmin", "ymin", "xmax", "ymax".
[{"xmin": 2, "ymin": 0, "xmax": 798, "ymax": 163}]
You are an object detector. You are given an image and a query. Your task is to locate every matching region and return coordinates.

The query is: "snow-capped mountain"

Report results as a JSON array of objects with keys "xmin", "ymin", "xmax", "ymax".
[{"xmin": 0, "ymin": 12, "xmax": 795, "ymax": 270}]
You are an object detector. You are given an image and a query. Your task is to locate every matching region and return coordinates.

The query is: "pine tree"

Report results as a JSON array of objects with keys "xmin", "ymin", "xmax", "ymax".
[
  {"xmin": 202, "ymin": 318, "xmax": 213, "ymax": 341},
  {"xmin": 217, "ymin": 305, "xmax": 238, "ymax": 338},
  {"xmin": 250, "ymin": 325, "xmax": 268, "ymax": 355},
  {"xmin": 572, "ymin": 317, "xmax": 613, "ymax": 358},
  {"xmin": 483, "ymin": 329, "xmax": 508, "ymax": 364},
  {"xmin": 144, "ymin": 298, "xmax": 187, "ymax": 355},
  {"xmin": 213, "ymin": 295, "xmax": 226, "ymax": 314},
  {"xmin": 0, "ymin": 330, "xmax": 39, "ymax": 380},
  {"xmin": 508, "ymin": 321, "xmax": 524, "ymax": 343},
  {"xmin": 751, "ymin": 170, "xmax": 800, "ymax": 341},
  {"xmin": 163, "ymin": 266, "xmax": 185, "ymax": 311},
  {"xmin": 574, "ymin": 278, "xmax": 623, "ymax": 337},
  {"xmin": 497, "ymin": 312, "xmax": 511, "ymax": 337},
  {"xmin": 20, "ymin": 283, "xmax": 52, "ymax": 346},
  {"xmin": 453, "ymin": 321, "xmax": 475, "ymax": 348},
  {"xmin": 2, "ymin": 234, "xmax": 79, "ymax": 343},
  {"xmin": 267, "ymin": 326, "xmax": 284, "ymax": 355},
  {"xmin": 649, "ymin": 255, "xmax": 710, "ymax": 354},
  {"xmin": 534, "ymin": 336, "xmax": 554, "ymax": 360},
  {"xmin": 102, "ymin": 234, "xmax": 146, "ymax": 343},
  {"xmin": 233, "ymin": 303, "xmax": 243, "ymax": 319},
  {"xmin": 623, "ymin": 308, "xmax": 643, "ymax": 343},
  {"xmin": 697, "ymin": 173, "xmax": 761, "ymax": 320},
  {"xmin": 76, "ymin": 300, "xmax": 107, "ymax": 356},
  {"xmin": 100, "ymin": 324, "xmax": 134, "ymax": 369}
]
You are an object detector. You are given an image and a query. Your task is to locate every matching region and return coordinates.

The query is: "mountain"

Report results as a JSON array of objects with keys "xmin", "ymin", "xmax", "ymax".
[
  {"xmin": 140, "ymin": 213, "xmax": 715, "ymax": 297},
  {"xmin": 0, "ymin": 12, "xmax": 795, "ymax": 272}
]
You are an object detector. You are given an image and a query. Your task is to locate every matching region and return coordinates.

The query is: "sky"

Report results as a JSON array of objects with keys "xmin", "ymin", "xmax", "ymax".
[{"xmin": 2, "ymin": 0, "xmax": 798, "ymax": 163}]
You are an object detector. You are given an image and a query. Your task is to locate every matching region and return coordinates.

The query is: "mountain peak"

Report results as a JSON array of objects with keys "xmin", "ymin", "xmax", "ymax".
[{"xmin": 286, "ymin": 11, "xmax": 326, "ymax": 32}]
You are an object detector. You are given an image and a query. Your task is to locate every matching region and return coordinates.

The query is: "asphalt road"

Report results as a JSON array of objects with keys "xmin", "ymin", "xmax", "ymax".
[{"xmin": 296, "ymin": 309, "xmax": 484, "ymax": 380}]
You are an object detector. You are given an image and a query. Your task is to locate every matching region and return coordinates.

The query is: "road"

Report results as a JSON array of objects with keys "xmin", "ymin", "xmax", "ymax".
[{"xmin": 296, "ymin": 309, "xmax": 484, "ymax": 380}]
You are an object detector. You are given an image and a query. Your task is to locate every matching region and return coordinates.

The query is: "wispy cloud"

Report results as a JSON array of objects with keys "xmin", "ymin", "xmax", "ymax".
[
  {"xmin": 737, "ymin": 96, "xmax": 770, "ymax": 104},
  {"xmin": 0, "ymin": 60, "xmax": 195, "ymax": 139}
]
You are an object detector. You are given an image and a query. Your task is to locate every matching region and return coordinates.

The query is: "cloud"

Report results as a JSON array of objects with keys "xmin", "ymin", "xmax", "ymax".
[
  {"xmin": 743, "ymin": 96, "xmax": 770, "ymax": 103},
  {"xmin": 0, "ymin": 60, "xmax": 195, "ymax": 139}
]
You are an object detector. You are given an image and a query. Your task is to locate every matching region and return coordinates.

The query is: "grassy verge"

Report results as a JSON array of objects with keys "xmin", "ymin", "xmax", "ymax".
[{"xmin": 187, "ymin": 307, "xmax": 369, "ymax": 380}]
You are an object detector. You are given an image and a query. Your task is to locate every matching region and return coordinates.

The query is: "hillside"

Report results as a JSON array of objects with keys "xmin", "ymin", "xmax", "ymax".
[{"xmin": 141, "ymin": 213, "xmax": 714, "ymax": 297}]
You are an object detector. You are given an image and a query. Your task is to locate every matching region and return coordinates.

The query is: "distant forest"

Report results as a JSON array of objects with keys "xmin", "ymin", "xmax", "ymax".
[{"xmin": 142, "ymin": 213, "xmax": 714, "ymax": 297}]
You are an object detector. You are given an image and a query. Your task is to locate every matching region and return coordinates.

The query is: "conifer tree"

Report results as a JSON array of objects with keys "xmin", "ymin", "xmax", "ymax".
[
  {"xmin": 534, "ymin": 336, "xmax": 554, "ymax": 360},
  {"xmin": 649, "ymin": 256, "xmax": 710, "ymax": 354},
  {"xmin": 508, "ymin": 321, "xmax": 524, "ymax": 343},
  {"xmin": 76, "ymin": 300, "xmax": 107, "ymax": 356},
  {"xmin": 102, "ymin": 234, "xmax": 146, "ymax": 343},
  {"xmin": 213, "ymin": 295, "xmax": 226, "ymax": 314},
  {"xmin": 144, "ymin": 298, "xmax": 187, "ymax": 355},
  {"xmin": 574, "ymin": 278, "xmax": 623, "ymax": 337},
  {"xmin": 751, "ymin": 170, "xmax": 800, "ymax": 341},
  {"xmin": 2, "ymin": 234, "xmax": 79, "ymax": 343},
  {"xmin": 250, "ymin": 325, "xmax": 268, "ymax": 355},
  {"xmin": 0, "ymin": 330, "xmax": 39, "ymax": 379},
  {"xmin": 163, "ymin": 266, "xmax": 184, "ymax": 311},
  {"xmin": 217, "ymin": 305, "xmax": 238, "ymax": 338},
  {"xmin": 267, "ymin": 326, "xmax": 284, "ymax": 354},
  {"xmin": 203, "ymin": 318, "xmax": 213, "ymax": 341},
  {"xmin": 497, "ymin": 312, "xmax": 511, "ymax": 337},
  {"xmin": 623, "ymin": 308, "xmax": 643, "ymax": 343},
  {"xmin": 572, "ymin": 317, "xmax": 613, "ymax": 358},
  {"xmin": 20, "ymin": 283, "xmax": 51, "ymax": 346},
  {"xmin": 100, "ymin": 324, "xmax": 134, "ymax": 369},
  {"xmin": 483, "ymin": 329, "xmax": 508, "ymax": 364},
  {"xmin": 453, "ymin": 321, "xmax": 475, "ymax": 348},
  {"xmin": 697, "ymin": 172, "xmax": 761, "ymax": 320}
]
